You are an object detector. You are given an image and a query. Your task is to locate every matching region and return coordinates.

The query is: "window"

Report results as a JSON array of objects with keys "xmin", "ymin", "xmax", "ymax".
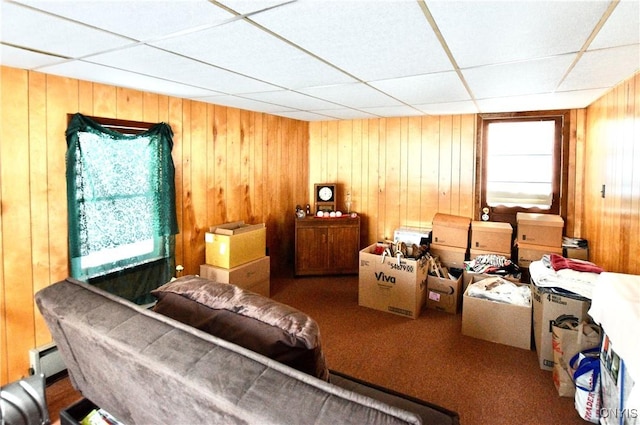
[
  {"xmin": 66, "ymin": 113, "xmax": 178, "ymax": 303},
  {"xmin": 477, "ymin": 111, "xmax": 568, "ymax": 224}
]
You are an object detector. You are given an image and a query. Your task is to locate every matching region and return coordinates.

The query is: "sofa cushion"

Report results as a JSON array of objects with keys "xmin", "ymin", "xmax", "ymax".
[{"xmin": 151, "ymin": 275, "xmax": 329, "ymax": 381}]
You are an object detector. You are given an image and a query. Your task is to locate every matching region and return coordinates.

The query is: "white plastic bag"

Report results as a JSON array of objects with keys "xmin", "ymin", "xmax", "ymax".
[{"xmin": 570, "ymin": 347, "xmax": 602, "ymax": 423}]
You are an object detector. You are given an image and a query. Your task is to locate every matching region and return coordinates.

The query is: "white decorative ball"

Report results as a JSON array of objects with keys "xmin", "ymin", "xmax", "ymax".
[
  {"xmin": 335, "ymin": 211, "xmax": 342, "ymax": 217},
  {"xmin": 317, "ymin": 210, "xmax": 324, "ymax": 217}
]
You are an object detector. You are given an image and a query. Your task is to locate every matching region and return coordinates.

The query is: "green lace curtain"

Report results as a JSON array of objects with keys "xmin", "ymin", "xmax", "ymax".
[{"xmin": 66, "ymin": 113, "xmax": 178, "ymax": 303}]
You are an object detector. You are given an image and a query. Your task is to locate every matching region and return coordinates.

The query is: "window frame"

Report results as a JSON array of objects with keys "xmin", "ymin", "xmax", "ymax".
[{"xmin": 475, "ymin": 110, "xmax": 570, "ymax": 225}]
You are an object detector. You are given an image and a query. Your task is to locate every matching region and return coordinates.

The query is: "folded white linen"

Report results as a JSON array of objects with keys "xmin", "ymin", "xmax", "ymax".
[{"xmin": 529, "ymin": 259, "xmax": 597, "ymax": 299}]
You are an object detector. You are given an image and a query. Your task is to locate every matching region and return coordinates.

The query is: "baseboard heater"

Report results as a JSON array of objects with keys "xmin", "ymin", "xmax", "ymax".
[{"xmin": 29, "ymin": 342, "xmax": 67, "ymax": 383}]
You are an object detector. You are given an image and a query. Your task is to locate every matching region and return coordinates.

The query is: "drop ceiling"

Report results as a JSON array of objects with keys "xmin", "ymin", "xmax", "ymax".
[{"xmin": 1, "ymin": 0, "xmax": 639, "ymax": 121}]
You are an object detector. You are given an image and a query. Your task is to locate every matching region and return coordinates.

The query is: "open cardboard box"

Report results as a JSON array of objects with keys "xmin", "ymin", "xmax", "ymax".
[{"xmin": 461, "ymin": 275, "xmax": 532, "ymax": 350}]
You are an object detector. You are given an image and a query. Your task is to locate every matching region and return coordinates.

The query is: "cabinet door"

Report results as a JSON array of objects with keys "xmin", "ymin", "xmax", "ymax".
[
  {"xmin": 295, "ymin": 226, "xmax": 329, "ymax": 275},
  {"xmin": 328, "ymin": 225, "xmax": 360, "ymax": 273}
]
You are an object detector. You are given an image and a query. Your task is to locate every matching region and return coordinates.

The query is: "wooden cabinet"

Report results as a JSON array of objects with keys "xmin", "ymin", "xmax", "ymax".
[{"xmin": 295, "ymin": 216, "xmax": 361, "ymax": 276}]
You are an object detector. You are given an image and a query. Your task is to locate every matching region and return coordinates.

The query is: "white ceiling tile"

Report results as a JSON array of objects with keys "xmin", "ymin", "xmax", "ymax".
[
  {"xmin": 559, "ymin": 45, "xmax": 640, "ymax": 91},
  {"xmin": 415, "ymin": 101, "xmax": 478, "ymax": 115},
  {"xmin": 1, "ymin": 2, "xmax": 132, "ymax": 58},
  {"xmin": 297, "ymin": 83, "xmax": 406, "ymax": 108},
  {"xmin": 86, "ymin": 45, "xmax": 281, "ymax": 94},
  {"xmin": 239, "ymin": 90, "xmax": 343, "ymax": 110},
  {"xmin": 12, "ymin": 0, "xmax": 235, "ymax": 41},
  {"xmin": 464, "ymin": 54, "xmax": 576, "ymax": 99},
  {"xmin": 1, "ymin": 0, "xmax": 638, "ymax": 120},
  {"xmin": 305, "ymin": 108, "xmax": 379, "ymax": 120},
  {"xmin": 427, "ymin": 0, "xmax": 611, "ymax": 68},
  {"xmin": 590, "ymin": 0, "xmax": 640, "ymax": 49},
  {"xmin": 370, "ymin": 71, "xmax": 470, "ymax": 104},
  {"xmin": 196, "ymin": 94, "xmax": 297, "ymax": 113},
  {"xmin": 216, "ymin": 0, "xmax": 297, "ymax": 16},
  {"xmin": 38, "ymin": 60, "xmax": 220, "ymax": 98},
  {"xmin": 477, "ymin": 88, "xmax": 610, "ymax": 114},
  {"xmin": 358, "ymin": 105, "xmax": 425, "ymax": 118},
  {"xmin": 273, "ymin": 110, "xmax": 341, "ymax": 121},
  {"xmin": 151, "ymin": 20, "xmax": 356, "ymax": 89},
  {"xmin": 243, "ymin": 0, "xmax": 453, "ymax": 81},
  {"xmin": 0, "ymin": 45, "xmax": 65, "ymax": 69}
]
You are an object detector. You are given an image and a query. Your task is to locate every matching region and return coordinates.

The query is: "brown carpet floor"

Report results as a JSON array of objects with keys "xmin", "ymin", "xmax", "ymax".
[
  {"xmin": 46, "ymin": 274, "xmax": 588, "ymax": 424},
  {"xmin": 270, "ymin": 274, "xmax": 587, "ymax": 425}
]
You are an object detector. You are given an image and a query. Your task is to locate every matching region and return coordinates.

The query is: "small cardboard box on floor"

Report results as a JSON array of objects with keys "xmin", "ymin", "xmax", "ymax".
[
  {"xmin": 200, "ymin": 256, "xmax": 270, "ymax": 297},
  {"xmin": 205, "ymin": 221, "xmax": 266, "ymax": 269},
  {"xmin": 531, "ymin": 281, "xmax": 591, "ymax": 371},
  {"xmin": 359, "ymin": 244, "xmax": 428, "ymax": 319},
  {"xmin": 426, "ymin": 272, "xmax": 463, "ymax": 314},
  {"xmin": 461, "ymin": 275, "xmax": 532, "ymax": 350}
]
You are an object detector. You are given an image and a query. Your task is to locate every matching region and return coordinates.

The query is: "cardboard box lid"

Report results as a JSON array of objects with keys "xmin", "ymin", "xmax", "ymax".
[
  {"xmin": 210, "ymin": 221, "xmax": 265, "ymax": 235},
  {"xmin": 471, "ymin": 221, "xmax": 512, "ymax": 233},
  {"xmin": 516, "ymin": 213, "xmax": 564, "ymax": 227},
  {"xmin": 432, "ymin": 213, "xmax": 471, "ymax": 229}
]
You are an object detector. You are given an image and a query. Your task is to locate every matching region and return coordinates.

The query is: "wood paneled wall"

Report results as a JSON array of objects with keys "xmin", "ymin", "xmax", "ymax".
[
  {"xmin": 309, "ymin": 116, "xmax": 477, "ymax": 246},
  {"xmin": 583, "ymin": 72, "xmax": 640, "ymax": 275},
  {"xmin": 0, "ymin": 66, "xmax": 308, "ymax": 384}
]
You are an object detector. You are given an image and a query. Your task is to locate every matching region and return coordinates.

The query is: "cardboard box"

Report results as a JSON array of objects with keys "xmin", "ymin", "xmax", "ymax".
[
  {"xmin": 516, "ymin": 213, "xmax": 564, "ymax": 247},
  {"xmin": 205, "ymin": 221, "xmax": 266, "ymax": 269},
  {"xmin": 199, "ymin": 256, "xmax": 270, "ymax": 297},
  {"xmin": 461, "ymin": 276, "xmax": 532, "ymax": 350},
  {"xmin": 431, "ymin": 213, "xmax": 471, "ymax": 248},
  {"xmin": 517, "ymin": 242, "xmax": 563, "ymax": 268},
  {"xmin": 358, "ymin": 244, "xmax": 428, "ymax": 319},
  {"xmin": 471, "ymin": 221, "xmax": 513, "ymax": 253},
  {"xmin": 429, "ymin": 243, "xmax": 467, "ymax": 269},
  {"xmin": 462, "ymin": 270, "xmax": 521, "ymax": 296},
  {"xmin": 531, "ymin": 282, "xmax": 591, "ymax": 371},
  {"xmin": 426, "ymin": 273, "xmax": 463, "ymax": 314},
  {"xmin": 563, "ymin": 246, "xmax": 589, "ymax": 261}
]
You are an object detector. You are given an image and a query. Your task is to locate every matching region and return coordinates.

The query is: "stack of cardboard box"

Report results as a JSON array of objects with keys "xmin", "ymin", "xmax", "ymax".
[
  {"xmin": 425, "ymin": 213, "xmax": 471, "ymax": 314},
  {"xmin": 429, "ymin": 213, "xmax": 471, "ymax": 269},
  {"xmin": 200, "ymin": 221, "xmax": 270, "ymax": 297},
  {"xmin": 516, "ymin": 213, "xmax": 564, "ymax": 268}
]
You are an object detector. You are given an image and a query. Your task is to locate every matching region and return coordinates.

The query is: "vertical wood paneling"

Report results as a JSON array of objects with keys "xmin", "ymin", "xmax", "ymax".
[
  {"xmin": 583, "ymin": 72, "xmax": 640, "ymax": 274},
  {"xmin": 0, "ymin": 66, "xmax": 310, "ymax": 384},
  {"xmin": 27, "ymin": 72, "xmax": 50, "ymax": 347},
  {"xmin": 1, "ymin": 67, "xmax": 33, "ymax": 382},
  {"xmin": 420, "ymin": 116, "xmax": 440, "ymax": 225},
  {"xmin": 309, "ymin": 114, "xmax": 478, "ymax": 247},
  {"xmin": 46, "ymin": 75, "xmax": 77, "ymax": 283}
]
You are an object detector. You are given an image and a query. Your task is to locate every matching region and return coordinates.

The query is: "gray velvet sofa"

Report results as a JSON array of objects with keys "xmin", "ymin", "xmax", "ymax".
[{"xmin": 35, "ymin": 277, "xmax": 459, "ymax": 424}]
